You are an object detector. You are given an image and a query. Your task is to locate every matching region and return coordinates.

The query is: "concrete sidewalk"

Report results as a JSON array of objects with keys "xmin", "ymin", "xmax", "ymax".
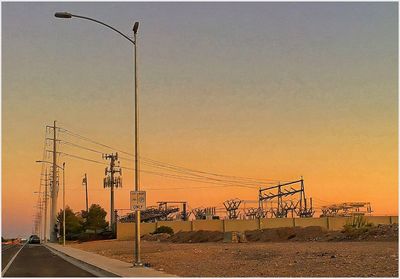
[{"xmin": 45, "ymin": 243, "xmax": 175, "ymax": 277}]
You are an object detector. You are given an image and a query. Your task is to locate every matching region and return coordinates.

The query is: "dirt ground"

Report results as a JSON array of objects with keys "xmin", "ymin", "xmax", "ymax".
[{"xmin": 70, "ymin": 239, "xmax": 398, "ymax": 277}]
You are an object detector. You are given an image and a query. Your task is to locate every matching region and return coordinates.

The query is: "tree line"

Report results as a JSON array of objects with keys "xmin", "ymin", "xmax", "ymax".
[{"xmin": 56, "ymin": 204, "xmax": 112, "ymax": 241}]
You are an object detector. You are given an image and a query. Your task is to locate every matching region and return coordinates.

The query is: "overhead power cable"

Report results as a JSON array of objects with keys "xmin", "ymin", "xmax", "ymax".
[
  {"xmin": 60, "ymin": 152, "xmax": 259, "ymax": 189},
  {"xmin": 60, "ymin": 140, "xmax": 104, "ymax": 155},
  {"xmin": 60, "ymin": 129, "xmax": 134, "ymax": 156},
  {"xmin": 59, "ymin": 127, "xmax": 287, "ymax": 184},
  {"xmin": 142, "ymin": 156, "xmax": 285, "ymax": 184},
  {"xmin": 60, "ymin": 152, "xmax": 107, "ymax": 165},
  {"xmin": 58, "ymin": 125, "xmax": 294, "ymax": 188},
  {"xmin": 60, "ymin": 139, "xmax": 264, "ymax": 186}
]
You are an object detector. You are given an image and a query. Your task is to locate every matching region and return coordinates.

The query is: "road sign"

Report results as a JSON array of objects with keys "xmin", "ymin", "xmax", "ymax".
[{"xmin": 130, "ymin": 191, "xmax": 146, "ymax": 211}]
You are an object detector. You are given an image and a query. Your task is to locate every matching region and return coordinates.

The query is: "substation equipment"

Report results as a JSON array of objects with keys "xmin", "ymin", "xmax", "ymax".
[
  {"xmin": 258, "ymin": 178, "xmax": 314, "ymax": 218},
  {"xmin": 320, "ymin": 202, "xmax": 372, "ymax": 217}
]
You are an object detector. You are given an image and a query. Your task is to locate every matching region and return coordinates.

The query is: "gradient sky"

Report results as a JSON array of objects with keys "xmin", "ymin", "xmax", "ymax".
[{"xmin": 2, "ymin": 2, "xmax": 398, "ymax": 238}]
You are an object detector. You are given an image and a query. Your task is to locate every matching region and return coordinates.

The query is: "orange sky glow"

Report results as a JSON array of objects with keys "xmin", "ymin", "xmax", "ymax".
[{"xmin": 2, "ymin": 2, "xmax": 398, "ymax": 237}]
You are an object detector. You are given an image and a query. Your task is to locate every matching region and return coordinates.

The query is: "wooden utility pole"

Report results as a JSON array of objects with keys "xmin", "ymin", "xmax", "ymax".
[
  {"xmin": 103, "ymin": 153, "xmax": 122, "ymax": 234},
  {"xmin": 82, "ymin": 173, "xmax": 89, "ymax": 213}
]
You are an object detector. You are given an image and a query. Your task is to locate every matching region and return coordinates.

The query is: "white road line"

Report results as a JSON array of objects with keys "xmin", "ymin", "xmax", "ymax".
[{"xmin": 1, "ymin": 242, "xmax": 27, "ymax": 276}]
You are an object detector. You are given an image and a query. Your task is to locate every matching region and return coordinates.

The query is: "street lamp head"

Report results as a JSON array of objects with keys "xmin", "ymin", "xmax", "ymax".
[
  {"xmin": 133, "ymin": 22, "xmax": 139, "ymax": 34},
  {"xmin": 55, "ymin": 12, "xmax": 72, "ymax": 19}
]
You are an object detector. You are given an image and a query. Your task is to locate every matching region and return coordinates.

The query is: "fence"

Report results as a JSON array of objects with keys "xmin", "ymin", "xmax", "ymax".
[{"xmin": 117, "ymin": 215, "xmax": 398, "ymax": 240}]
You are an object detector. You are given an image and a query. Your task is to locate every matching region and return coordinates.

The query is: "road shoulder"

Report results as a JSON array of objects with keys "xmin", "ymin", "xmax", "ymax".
[{"xmin": 45, "ymin": 243, "xmax": 175, "ymax": 277}]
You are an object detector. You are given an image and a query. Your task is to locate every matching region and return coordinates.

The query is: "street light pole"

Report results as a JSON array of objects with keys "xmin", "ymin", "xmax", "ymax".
[
  {"xmin": 54, "ymin": 12, "xmax": 142, "ymax": 266},
  {"xmin": 132, "ymin": 21, "xmax": 142, "ymax": 267}
]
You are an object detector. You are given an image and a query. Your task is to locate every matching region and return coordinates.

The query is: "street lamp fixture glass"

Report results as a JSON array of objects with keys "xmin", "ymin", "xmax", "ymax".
[
  {"xmin": 55, "ymin": 12, "xmax": 72, "ymax": 19},
  {"xmin": 133, "ymin": 22, "xmax": 139, "ymax": 34}
]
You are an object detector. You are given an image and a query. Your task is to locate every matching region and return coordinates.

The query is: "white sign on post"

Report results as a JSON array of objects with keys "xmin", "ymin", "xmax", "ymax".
[{"xmin": 130, "ymin": 191, "xmax": 146, "ymax": 211}]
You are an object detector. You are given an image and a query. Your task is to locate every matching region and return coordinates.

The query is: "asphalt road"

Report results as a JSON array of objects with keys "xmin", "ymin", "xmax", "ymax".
[
  {"xmin": 2, "ymin": 244, "xmax": 22, "ymax": 270},
  {"xmin": 2, "ymin": 244, "xmax": 95, "ymax": 277}
]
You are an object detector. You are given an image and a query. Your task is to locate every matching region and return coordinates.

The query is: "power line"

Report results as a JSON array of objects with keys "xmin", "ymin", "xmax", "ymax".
[
  {"xmin": 142, "ymin": 156, "xmax": 286, "ymax": 184},
  {"xmin": 60, "ymin": 140, "xmax": 263, "ymax": 186},
  {"xmin": 59, "ymin": 126, "xmax": 289, "ymax": 184},
  {"xmin": 145, "ymin": 185, "xmax": 256, "ymax": 190},
  {"xmin": 60, "ymin": 152, "xmax": 107, "ymax": 165},
  {"xmin": 138, "ymin": 160, "xmax": 270, "ymax": 186},
  {"xmin": 60, "ymin": 140, "xmax": 104, "ymax": 155},
  {"xmin": 60, "ymin": 152, "xmax": 259, "ymax": 189},
  {"xmin": 60, "ymin": 129, "xmax": 134, "ymax": 157},
  {"xmin": 57, "ymin": 138, "xmax": 269, "ymax": 187},
  {"xmin": 67, "ymin": 184, "xmax": 257, "ymax": 191},
  {"xmin": 313, "ymin": 197, "xmax": 335, "ymax": 205}
]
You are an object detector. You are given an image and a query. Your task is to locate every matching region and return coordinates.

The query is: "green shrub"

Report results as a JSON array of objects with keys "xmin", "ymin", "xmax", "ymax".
[
  {"xmin": 153, "ymin": 226, "xmax": 174, "ymax": 235},
  {"xmin": 343, "ymin": 215, "xmax": 373, "ymax": 237},
  {"xmin": 344, "ymin": 215, "xmax": 373, "ymax": 230}
]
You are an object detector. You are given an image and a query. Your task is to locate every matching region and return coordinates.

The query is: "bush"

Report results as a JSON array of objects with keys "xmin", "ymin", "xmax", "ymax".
[
  {"xmin": 153, "ymin": 226, "xmax": 174, "ymax": 235},
  {"xmin": 67, "ymin": 232, "xmax": 81, "ymax": 241},
  {"xmin": 99, "ymin": 230, "xmax": 115, "ymax": 239},
  {"xmin": 343, "ymin": 216, "xmax": 373, "ymax": 237},
  {"xmin": 344, "ymin": 215, "xmax": 373, "ymax": 230},
  {"xmin": 77, "ymin": 233, "xmax": 93, "ymax": 242}
]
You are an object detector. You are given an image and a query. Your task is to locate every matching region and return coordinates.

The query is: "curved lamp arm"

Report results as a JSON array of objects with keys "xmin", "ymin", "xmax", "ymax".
[{"xmin": 54, "ymin": 12, "xmax": 137, "ymax": 45}]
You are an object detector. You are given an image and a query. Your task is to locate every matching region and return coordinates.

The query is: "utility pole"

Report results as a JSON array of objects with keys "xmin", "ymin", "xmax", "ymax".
[
  {"xmin": 82, "ymin": 173, "xmax": 89, "ymax": 213},
  {"xmin": 37, "ymin": 209, "xmax": 42, "ymax": 239},
  {"xmin": 103, "ymin": 153, "xmax": 122, "ymax": 235},
  {"xmin": 277, "ymin": 183, "xmax": 282, "ymax": 217},
  {"xmin": 46, "ymin": 121, "xmax": 59, "ymax": 242},
  {"xmin": 62, "ymin": 162, "xmax": 66, "ymax": 246},
  {"xmin": 43, "ymin": 168, "xmax": 48, "ymax": 243}
]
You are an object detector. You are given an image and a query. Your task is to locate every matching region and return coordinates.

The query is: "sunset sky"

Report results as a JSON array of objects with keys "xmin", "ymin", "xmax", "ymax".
[{"xmin": 2, "ymin": 2, "xmax": 398, "ymax": 237}]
